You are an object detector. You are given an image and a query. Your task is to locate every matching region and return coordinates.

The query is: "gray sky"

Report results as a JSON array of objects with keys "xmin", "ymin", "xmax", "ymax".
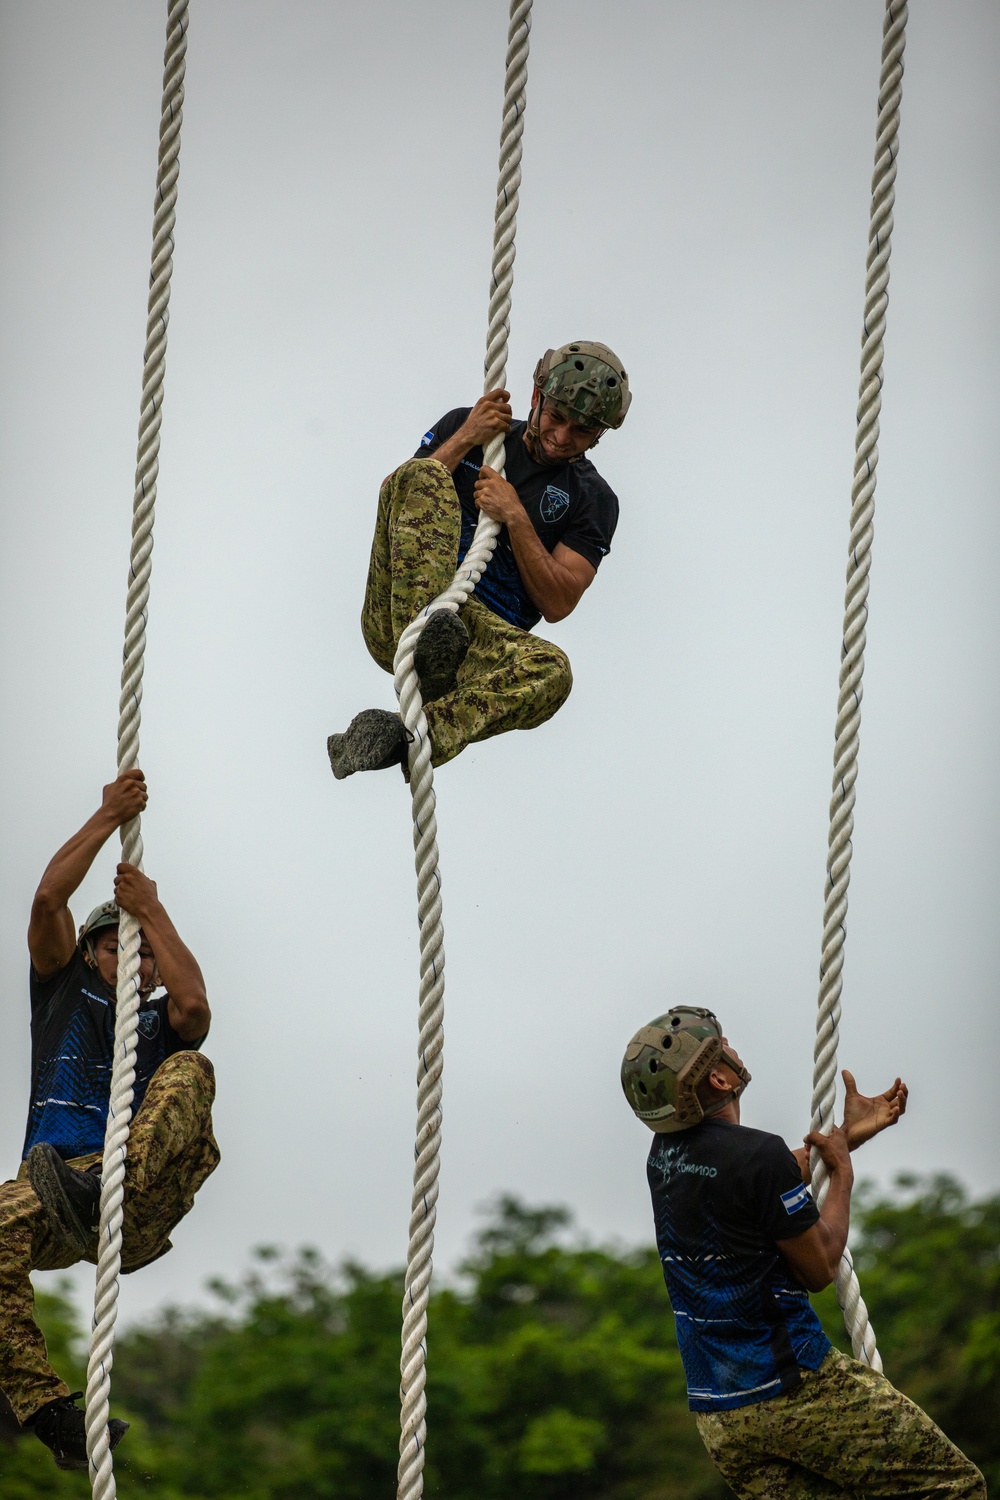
[{"xmin": 1, "ymin": 1, "xmax": 998, "ymax": 1328}]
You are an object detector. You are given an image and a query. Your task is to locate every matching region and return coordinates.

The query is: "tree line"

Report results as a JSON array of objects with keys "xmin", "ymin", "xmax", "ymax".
[{"xmin": 2, "ymin": 1174, "xmax": 997, "ymax": 1499}]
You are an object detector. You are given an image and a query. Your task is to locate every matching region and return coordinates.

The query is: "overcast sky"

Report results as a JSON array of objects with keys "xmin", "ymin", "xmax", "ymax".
[{"xmin": 1, "ymin": 1, "xmax": 998, "ymax": 1332}]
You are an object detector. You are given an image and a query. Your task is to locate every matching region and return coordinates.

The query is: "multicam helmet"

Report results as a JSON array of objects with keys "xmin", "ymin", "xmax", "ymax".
[
  {"xmin": 620, "ymin": 1006, "xmax": 751, "ymax": 1133},
  {"xmin": 533, "ymin": 341, "xmax": 631, "ymax": 431},
  {"xmin": 78, "ymin": 901, "xmax": 120, "ymax": 948}
]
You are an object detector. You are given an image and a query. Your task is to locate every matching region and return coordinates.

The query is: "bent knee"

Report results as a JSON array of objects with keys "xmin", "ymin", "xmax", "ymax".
[
  {"xmin": 155, "ymin": 1051, "xmax": 216, "ymax": 1100},
  {"xmin": 962, "ymin": 1465, "xmax": 987, "ymax": 1500},
  {"xmin": 360, "ymin": 615, "xmax": 394, "ymax": 675},
  {"xmin": 387, "ymin": 455, "xmax": 451, "ymax": 490},
  {"xmin": 527, "ymin": 640, "xmax": 573, "ymax": 705},
  {"xmin": 551, "ymin": 647, "xmax": 573, "ymax": 701}
]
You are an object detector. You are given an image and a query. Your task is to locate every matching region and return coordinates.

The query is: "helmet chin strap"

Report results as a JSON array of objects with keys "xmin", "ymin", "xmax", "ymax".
[
  {"xmin": 721, "ymin": 1049, "xmax": 752, "ymax": 1095},
  {"xmin": 523, "ymin": 394, "xmax": 550, "ymax": 464},
  {"xmin": 702, "ymin": 1049, "xmax": 752, "ymax": 1119}
]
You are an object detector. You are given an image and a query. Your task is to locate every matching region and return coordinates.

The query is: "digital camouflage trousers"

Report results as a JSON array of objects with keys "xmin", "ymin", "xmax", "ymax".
[
  {"xmin": 0, "ymin": 1050, "xmax": 219, "ymax": 1424},
  {"xmin": 361, "ymin": 458, "xmax": 572, "ymax": 766},
  {"xmin": 696, "ymin": 1348, "xmax": 984, "ymax": 1499}
]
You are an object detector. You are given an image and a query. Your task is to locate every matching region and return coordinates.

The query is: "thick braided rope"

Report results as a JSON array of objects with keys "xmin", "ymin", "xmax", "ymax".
[
  {"xmin": 809, "ymin": 0, "xmax": 908, "ymax": 1372},
  {"xmin": 393, "ymin": 5, "xmax": 531, "ymax": 1498},
  {"xmin": 84, "ymin": 4, "xmax": 188, "ymax": 1492}
]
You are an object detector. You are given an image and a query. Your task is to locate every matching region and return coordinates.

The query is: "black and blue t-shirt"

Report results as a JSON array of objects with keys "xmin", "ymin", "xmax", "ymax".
[
  {"xmin": 415, "ymin": 409, "xmax": 619, "ymax": 631},
  {"xmin": 23, "ymin": 948, "xmax": 197, "ymax": 1160},
  {"xmin": 647, "ymin": 1118, "xmax": 831, "ymax": 1412}
]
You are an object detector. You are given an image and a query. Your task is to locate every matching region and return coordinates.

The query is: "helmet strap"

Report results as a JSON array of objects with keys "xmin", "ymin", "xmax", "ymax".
[
  {"xmin": 721, "ymin": 1049, "xmax": 752, "ymax": 1095},
  {"xmin": 523, "ymin": 392, "xmax": 545, "ymax": 462},
  {"xmin": 699, "ymin": 1049, "xmax": 751, "ymax": 1121}
]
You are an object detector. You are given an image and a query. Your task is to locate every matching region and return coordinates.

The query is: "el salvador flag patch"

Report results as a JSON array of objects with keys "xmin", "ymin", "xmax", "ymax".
[
  {"xmin": 420, "ymin": 430, "xmax": 435, "ymax": 448},
  {"xmin": 780, "ymin": 1183, "xmax": 811, "ymax": 1215}
]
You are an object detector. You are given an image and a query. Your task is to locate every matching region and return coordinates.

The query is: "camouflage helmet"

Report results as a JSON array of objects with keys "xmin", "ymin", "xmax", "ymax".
[
  {"xmin": 78, "ymin": 901, "xmax": 120, "ymax": 947},
  {"xmin": 620, "ymin": 1006, "xmax": 751, "ymax": 1133},
  {"xmin": 533, "ymin": 341, "xmax": 631, "ymax": 431}
]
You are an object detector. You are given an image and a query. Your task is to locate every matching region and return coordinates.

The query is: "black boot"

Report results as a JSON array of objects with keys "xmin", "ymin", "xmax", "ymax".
[
  {"xmin": 327, "ymin": 709, "xmax": 410, "ymax": 780},
  {"xmin": 27, "ymin": 1143, "xmax": 102, "ymax": 1255},
  {"xmin": 413, "ymin": 610, "xmax": 469, "ymax": 702},
  {"xmin": 27, "ymin": 1391, "xmax": 129, "ymax": 1472}
]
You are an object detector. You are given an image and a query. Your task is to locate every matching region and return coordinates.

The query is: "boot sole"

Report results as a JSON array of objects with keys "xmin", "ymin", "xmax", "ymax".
[
  {"xmin": 51, "ymin": 1419, "xmax": 130, "ymax": 1471},
  {"xmin": 27, "ymin": 1144, "xmax": 97, "ymax": 1256},
  {"xmin": 327, "ymin": 710, "xmax": 407, "ymax": 779},
  {"xmin": 413, "ymin": 610, "xmax": 469, "ymax": 702}
]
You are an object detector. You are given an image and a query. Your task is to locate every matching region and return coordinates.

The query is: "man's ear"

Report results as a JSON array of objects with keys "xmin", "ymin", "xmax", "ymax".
[
  {"xmin": 706, "ymin": 1065, "xmax": 735, "ymax": 1096},
  {"xmin": 529, "ymin": 385, "xmax": 540, "ymax": 412}
]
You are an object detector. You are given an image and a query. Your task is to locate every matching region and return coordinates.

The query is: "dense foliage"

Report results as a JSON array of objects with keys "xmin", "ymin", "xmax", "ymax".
[{"xmin": 1, "ymin": 1177, "xmax": 996, "ymax": 1498}]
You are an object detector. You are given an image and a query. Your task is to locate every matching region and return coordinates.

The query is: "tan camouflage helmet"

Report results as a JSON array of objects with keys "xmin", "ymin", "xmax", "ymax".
[
  {"xmin": 533, "ymin": 341, "xmax": 631, "ymax": 430},
  {"xmin": 78, "ymin": 900, "xmax": 120, "ymax": 948},
  {"xmin": 620, "ymin": 1006, "xmax": 752, "ymax": 1133}
]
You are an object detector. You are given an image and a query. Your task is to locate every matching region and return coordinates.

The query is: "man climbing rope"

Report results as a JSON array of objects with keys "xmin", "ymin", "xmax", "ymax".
[
  {"xmin": 327, "ymin": 341, "xmax": 629, "ymax": 777},
  {"xmin": 620, "ymin": 1008, "xmax": 984, "ymax": 1498},
  {"xmin": 0, "ymin": 768, "xmax": 219, "ymax": 1472}
]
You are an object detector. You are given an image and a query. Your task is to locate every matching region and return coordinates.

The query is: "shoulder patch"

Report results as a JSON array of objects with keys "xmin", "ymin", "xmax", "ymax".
[
  {"xmin": 779, "ymin": 1183, "xmax": 811, "ymax": 1215},
  {"xmin": 420, "ymin": 430, "xmax": 435, "ymax": 448},
  {"xmin": 540, "ymin": 485, "xmax": 570, "ymax": 523}
]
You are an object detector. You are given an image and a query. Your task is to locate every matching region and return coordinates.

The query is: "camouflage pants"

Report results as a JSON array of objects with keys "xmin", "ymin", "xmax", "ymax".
[
  {"xmin": 0, "ymin": 1051, "xmax": 219, "ymax": 1425},
  {"xmin": 361, "ymin": 457, "xmax": 573, "ymax": 766},
  {"xmin": 696, "ymin": 1348, "xmax": 984, "ymax": 1498}
]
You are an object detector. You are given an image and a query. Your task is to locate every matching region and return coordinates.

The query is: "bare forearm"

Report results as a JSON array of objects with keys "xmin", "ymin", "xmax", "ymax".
[
  {"xmin": 29, "ymin": 808, "xmax": 122, "ymax": 973},
  {"xmin": 504, "ymin": 511, "xmax": 582, "ymax": 622},
  {"xmin": 794, "ymin": 1117, "xmax": 887, "ymax": 1184},
  {"xmin": 794, "ymin": 1149, "xmax": 852, "ymax": 1273},
  {"xmin": 818, "ymin": 1171, "xmax": 852, "ymax": 1271},
  {"xmin": 29, "ymin": 772, "xmax": 149, "ymax": 977},
  {"xmin": 34, "ymin": 809, "xmax": 119, "ymax": 912},
  {"xmin": 780, "ymin": 1125, "xmax": 854, "ymax": 1292},
  {"xmin": 427, "ymin": 431, "xmax": 476, "ymax": 474},
  {"xmin": 138, "ymin": 901, "xmax": 210, "ymax": 1038},
  {"xmin": 778, "ymin": 1171, "xmax": 852, "ymax": 1292},
  {"xmin": 425, "ymin": 391, "xmax": 513, "ymax": 474}
]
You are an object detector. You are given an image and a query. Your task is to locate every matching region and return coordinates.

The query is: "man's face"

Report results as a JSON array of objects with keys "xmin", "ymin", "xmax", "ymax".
[
  {"xmin": 91, "ymin": 928, "xmax": 156, "ymax": 995},
  {"xmin": 529, "ymin": 387, "xmax": 601, "ymax": 462}
]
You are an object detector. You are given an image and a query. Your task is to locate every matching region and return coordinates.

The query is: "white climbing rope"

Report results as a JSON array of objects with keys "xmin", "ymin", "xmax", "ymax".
[
  {"xmin": 808, "ymin": 0, "xmax": 908, "ymax": 1372},
  {"xmin": 391, "ymin": 4, "xmax": 531, "ymax": 1497},
  {"xmin": 85, "ymin": 3, "xmax": 188, "ymax": 1492}
]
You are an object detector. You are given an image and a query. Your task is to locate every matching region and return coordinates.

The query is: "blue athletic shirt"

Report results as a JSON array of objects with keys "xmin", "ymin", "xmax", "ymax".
[
  {"xmin": 647, "ymin": 1118, "xmax": 831, "ymax": 1412},
  {"xmin": 415, "ymin": 409, "xmax": 619, "ymax": 631},
  {"xmin": 23, "ymin": 948, "xmax": 198, "ymax": 1160}
]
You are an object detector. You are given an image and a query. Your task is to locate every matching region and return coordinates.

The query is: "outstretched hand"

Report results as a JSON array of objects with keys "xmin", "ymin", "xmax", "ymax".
[{"xmin": 841, "ymin": 1068, "xmax": 908, "ymax": 1150}]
